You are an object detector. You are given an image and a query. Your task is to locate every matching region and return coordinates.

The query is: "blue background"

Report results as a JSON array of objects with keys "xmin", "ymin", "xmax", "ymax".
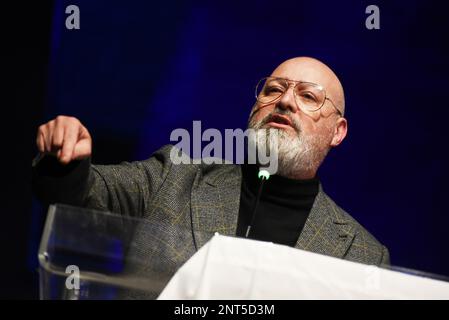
[{"xmin": 20, "ymin": 0, "xmax": 449, "ymax": 298}]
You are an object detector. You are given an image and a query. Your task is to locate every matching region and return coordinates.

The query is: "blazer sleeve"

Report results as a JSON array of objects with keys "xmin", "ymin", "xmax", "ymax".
[{"xmin": 32, "ymin": 145, "xmax": 174, "ymax": 218}]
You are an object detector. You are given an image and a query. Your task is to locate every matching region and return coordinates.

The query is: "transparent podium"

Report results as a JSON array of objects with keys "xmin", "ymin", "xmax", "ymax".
[
  {"xmin": 38, "ymin": 204, "xmax": 213, "ymax": 299},
  {"xmin": 39, "ymin": 204, "xmax": 449, "ymax": 300}
]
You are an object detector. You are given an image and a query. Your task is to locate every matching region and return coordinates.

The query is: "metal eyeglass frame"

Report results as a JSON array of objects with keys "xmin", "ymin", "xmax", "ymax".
[{"xmin": 255, "ymin": 76, "xmax": 343, "ymax": 116}]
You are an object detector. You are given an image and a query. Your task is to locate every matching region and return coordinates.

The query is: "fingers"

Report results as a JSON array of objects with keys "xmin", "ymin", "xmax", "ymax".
[
  {"xmin": 40, "ymin": 124, "xmax": 52, "ymax": 153},
  {"xmin": 51, "ymin": 117, "xmax": 65, "ymax": 150},
  {"xmin": 72, "ymin": 125, "xmax": 92, "ymax": 160},
  {"xmin": 36, "ymin": 130, "xmax": 45, "ymax": 153},
  {"xmin": 60, "ymin": 123, "xmax": 80, "ymax": 164},
  {"xmin": 36, "ymin": 116, "xmax": 92, "ymax": 165}
]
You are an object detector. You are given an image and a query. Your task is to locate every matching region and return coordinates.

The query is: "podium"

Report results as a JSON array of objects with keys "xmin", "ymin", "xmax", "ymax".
[
  {"xmin": 38, "ymin": 204, "xmax": 207, "ymax": 299},
  {"xmin": 39, "ymin": 204, "xmax": 449, "ymax": 299}
]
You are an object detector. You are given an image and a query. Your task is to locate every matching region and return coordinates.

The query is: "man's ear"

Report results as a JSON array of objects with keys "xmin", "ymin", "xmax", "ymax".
[{"xmin": 330, "ymin": 117, "xmax": 347, "ymax": 147}]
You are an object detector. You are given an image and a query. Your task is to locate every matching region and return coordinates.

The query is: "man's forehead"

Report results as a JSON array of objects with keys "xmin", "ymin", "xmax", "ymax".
[
  {"xmin": 269, "ymin": 57, "xmax": 345, "ymax": 113},
  {"xmin": 270, "ymin": 58, "xmax": 335, "ymax": 88}
]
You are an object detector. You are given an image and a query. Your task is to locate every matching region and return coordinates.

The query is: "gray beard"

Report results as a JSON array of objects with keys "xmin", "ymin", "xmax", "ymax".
[{"xmin": 248, "ymin": 111, "xmax": 331, "ymax": 179}]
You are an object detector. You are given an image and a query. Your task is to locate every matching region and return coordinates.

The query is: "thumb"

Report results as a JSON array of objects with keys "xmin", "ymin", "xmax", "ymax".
[{"xmin": 72, "ymin": 138, "xmax": 92, "ymax": 160}]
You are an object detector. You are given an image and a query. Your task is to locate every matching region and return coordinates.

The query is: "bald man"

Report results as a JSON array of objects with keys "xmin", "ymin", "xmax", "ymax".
[{"xmin": 33, "ymin": 57, "xmax": 390, "ymax": 269}]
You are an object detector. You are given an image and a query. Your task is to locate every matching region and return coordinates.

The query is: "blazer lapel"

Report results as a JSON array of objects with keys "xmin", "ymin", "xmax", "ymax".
[
  {"xmin": 191, "ymin": 165, "xmax": 355, "ymax": 259},
  {"xmin": 295, "ymin": 185, "xmax": 355, "ymax": 259},
  {"xmin": 190, "ymin": 164, "xmax": 242, "ymax": 249}
]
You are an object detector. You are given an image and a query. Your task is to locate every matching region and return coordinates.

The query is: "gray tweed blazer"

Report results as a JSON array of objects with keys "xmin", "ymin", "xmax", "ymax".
[{"xmin": 35, "ymin": 144, "xmax": 390, "ymax": 271}]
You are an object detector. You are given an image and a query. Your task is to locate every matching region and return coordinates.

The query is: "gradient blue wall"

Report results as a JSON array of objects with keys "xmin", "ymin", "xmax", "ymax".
[{"xmin": 37, "ymin": 0, "xmax": 449, "ymax": 277}]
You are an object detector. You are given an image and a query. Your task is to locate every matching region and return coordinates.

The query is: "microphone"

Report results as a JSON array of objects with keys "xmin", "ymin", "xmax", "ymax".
[{"xmin": 245, "ymin": 169, "xmax": 270, "ymax": 238}]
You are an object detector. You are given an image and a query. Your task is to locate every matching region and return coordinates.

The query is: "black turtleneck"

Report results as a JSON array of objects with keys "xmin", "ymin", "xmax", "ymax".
[{"xmin": 236, "ymin": 164, "xmax": 319, "ymax": 247}]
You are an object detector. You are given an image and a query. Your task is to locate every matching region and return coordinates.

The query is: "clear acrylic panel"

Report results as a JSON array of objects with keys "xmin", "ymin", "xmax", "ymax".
[{"xmin": 38, "ymin": 204, "xmax": 214, "ymax": 300}]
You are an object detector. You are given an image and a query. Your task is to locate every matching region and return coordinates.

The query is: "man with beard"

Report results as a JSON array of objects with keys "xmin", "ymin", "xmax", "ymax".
[{"xmin": 33, "ymin": 57, "xmax": 390, "ymax": 267}]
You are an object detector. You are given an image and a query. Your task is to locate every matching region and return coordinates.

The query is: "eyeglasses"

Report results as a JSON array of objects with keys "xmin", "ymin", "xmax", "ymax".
[{"xmin": 255, "ymin": 76, "xmax": 342, "ymax": 116}]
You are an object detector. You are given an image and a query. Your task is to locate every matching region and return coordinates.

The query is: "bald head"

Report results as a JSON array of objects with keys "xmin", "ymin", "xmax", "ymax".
[
  {"xmin": 248, "ymin": 57, "xmax": 349, "ymax": 179},
  {"xmin": 270, "ymin": 57, "xmax": 345, "ymax": 115}
]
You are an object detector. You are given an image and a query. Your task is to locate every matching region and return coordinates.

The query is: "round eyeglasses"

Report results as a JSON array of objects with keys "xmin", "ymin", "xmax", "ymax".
[{"xmin": 255, "ymin": 77, "xmax": 342, "ymax": 115}]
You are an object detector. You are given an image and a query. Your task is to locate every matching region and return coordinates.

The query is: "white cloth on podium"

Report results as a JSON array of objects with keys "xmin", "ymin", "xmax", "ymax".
[{"xmin": 158, "ymin": 234, "xmax": 449, "ymax": 299}]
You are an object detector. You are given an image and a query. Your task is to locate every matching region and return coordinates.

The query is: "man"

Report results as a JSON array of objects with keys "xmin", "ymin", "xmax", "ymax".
[{"xmin": 33, "ymin": 57, "xmax": 390, "ymax": 268}]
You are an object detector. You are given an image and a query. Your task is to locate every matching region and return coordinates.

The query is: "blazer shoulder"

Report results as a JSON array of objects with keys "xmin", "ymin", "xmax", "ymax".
[{"xmin": 151, "ymin": 144, "xmax": 241, "ymax": 185}]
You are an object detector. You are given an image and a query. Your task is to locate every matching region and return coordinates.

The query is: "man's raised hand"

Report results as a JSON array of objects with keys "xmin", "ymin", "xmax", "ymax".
[{"xmin": 36, "ymin": 116, "xmax": 92, "ymax": 165}]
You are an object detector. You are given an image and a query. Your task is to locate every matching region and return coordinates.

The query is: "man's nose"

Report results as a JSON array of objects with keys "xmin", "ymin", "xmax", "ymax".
[{"xmin": 276, "ymin": 87, "xmax": 297, "ymax": 113}]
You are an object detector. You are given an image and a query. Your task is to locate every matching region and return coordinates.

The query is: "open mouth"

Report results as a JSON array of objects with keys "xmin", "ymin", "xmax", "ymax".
[{"xmin": 265, "ymin": 114, "xmax": 293, "ymax": 128}]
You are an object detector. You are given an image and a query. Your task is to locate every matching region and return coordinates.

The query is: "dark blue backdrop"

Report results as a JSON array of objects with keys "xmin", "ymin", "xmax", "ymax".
[{"xmin": 35, "ymin": 0, "xmax": 449, "ymax": 279}]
